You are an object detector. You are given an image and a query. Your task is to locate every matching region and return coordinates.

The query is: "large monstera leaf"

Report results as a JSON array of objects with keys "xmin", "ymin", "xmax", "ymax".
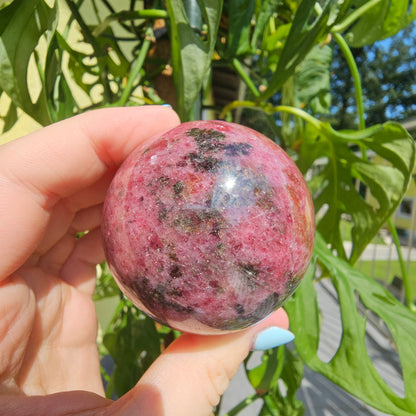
[
  {"xmin": 341, "ymin": 0, "xmax": 416, "ymax": 47},
  {"xmin": 0, "ymin": 0, "xmax": 58, "ymax": 126},
  {"xmin": 297, "ymin": 120, "xmax": 415, "ymax": 264},
  {"xmin": 286, "ymin": 234, "xmax": 416, "ymax": 416}
]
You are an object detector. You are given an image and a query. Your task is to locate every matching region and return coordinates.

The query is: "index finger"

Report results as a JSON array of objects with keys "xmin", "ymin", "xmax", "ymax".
[{"xmin": 0, "ymin": 106, "xmax": 180, "ymax": 278}]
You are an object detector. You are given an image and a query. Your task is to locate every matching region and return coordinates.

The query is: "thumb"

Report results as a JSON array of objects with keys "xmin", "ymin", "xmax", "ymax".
[{"xmin": 111, "ymin": 308, "xmax": 292, "ymax": 416}]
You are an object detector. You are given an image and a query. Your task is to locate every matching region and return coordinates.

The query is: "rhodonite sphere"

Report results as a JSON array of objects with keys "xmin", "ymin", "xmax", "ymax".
[{"xmin": 102, "ymin": 120, "xmax": 315, "ymax": 334}]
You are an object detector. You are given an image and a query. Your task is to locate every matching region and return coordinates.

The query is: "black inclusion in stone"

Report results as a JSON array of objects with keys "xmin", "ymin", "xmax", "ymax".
[
  {"xmin": 187, "ymin": 152, "xmax": 221, "ymax": 172},
  {"xmin": 224, "ymin": 142, "xmax": 253, "ymax": 157},
  {"xmin": 186, "ymin": 128, "xmax": 226, "ymax": 153},
  {"xmin": 169, "ymin": 264, "xmax": 183, "ymax": 278}
]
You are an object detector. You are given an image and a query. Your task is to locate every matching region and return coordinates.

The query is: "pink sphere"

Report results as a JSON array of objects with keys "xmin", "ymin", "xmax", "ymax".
[{"xmin": 102, "ymin": 120, "xmax": 315, "ymax": 334}]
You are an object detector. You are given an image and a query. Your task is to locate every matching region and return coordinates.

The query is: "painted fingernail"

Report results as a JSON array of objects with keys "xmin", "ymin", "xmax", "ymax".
[
  {"xmin": 161, "ymin": 103, "xmax": 172, "ymax": 108},
  {"xmin": 252, "ymin": 327, "xmax": 295, "ymax": 351}
]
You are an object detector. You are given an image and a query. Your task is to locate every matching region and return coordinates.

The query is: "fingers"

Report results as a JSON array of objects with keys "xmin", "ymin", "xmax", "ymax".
[
  {"xmin": 112, "ymin": 309, "xmax": 290, "ymax": 416},
  {"xmin": 0, "ymin": 106, "xmax": 180, "ymax": 279},
  {"xmin": 60, "ymin": 228, "xmax": 105, "ymax": 295},
  {"xmin": 0, "ymin": 276, "xmax": 35, "ymax": 382}
]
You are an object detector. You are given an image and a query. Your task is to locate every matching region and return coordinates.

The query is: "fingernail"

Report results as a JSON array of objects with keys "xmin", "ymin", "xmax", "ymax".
[
  {"xmin": 252, "ymin": 327, "xmax": 295, "ymax": 351},
  {"xmin": 161, "ymin": 103, "xmax": 172, "ymax": 108}
]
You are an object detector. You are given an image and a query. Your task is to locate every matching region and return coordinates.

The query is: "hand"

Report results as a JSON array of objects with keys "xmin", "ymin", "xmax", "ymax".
[{"xmin": 0, "ymin": 106, "xmax": 291, "ymax": 416}]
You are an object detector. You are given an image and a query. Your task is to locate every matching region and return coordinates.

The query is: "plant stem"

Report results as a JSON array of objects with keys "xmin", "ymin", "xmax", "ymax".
[
  {"xmin": 232, "ymin": 58, "xmax": 260, "ymax": 98},
  {"xmin": 219, "ymin": 101, "xmax": 323, "ymax": 134},
  {"xmin": 387, "ymin": 217, "xmax": 416, "ymax": 311},
  {"xmin": 274, "ymin": 105, "xmax": 322, "ymax": 131},
  {"xmin": 222, "ymin": 393, "xmax": 260, "ymax": 416},
  {"xmin": 219, "ymin": 100, "xmax": 259, "ymax": 119},
  {"xmin": 332, "ymin": 0, "xmax": 383, "ymax": 33},
  {"xmin": 117, "ymin": 26, "xmax": 154, "ymax": 106},
  {"xmin": 332, "ymin": 32, "xmax": 365, "ymax": 131},
  {"xmin": 93, "ymin": 10, "xmax": 169, "ymax": 36}
]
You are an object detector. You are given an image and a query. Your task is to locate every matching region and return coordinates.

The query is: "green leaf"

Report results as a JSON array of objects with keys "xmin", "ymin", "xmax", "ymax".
[
  {"xmin": 248, "ymin": 347, "xmax": 285, "ymax": 393},
  {"xmin": 298, "ymin": 121, "xmax": 415, "ymax": 263},
  {"xmin": 250, "ymin": 0, "xmax": 282, "ymax": 51},
  {"xmin": 94, "ymin": 262, "xmax": 121, "ymax": 301},
  {"xmin": 94, "ymin": 27, "xmax": 130, "ymax": 79},
  {"xmin": 166, "ymin": 0, "xmax": 223, "ymax": 121},
  {"xmin": 1, "ymin": 98, "xmax": 17, "ymax": 133},
  {"xmin": 55, "ymin": 32, "xmax": 97, "ymax": 97},
  {"xmin": 286, "ymin": 234, "xmax": 416, "ymax": 416},
  {"xmin": 294, "ymin": 44, "xmax": 332, "ymax": 114},
  {"xmin": 342, "ymin": 0, "xmax": 416, "ymax": 47},
  {"xmin": 259, "ymin": 0, "xmax": 333, "ymax": 101},
  {"xmin": 227, "ymin": 0, "xmax": 255, "ymax": 56},
  {"xmin": 103, "ymin": 307, "xmax": 160, "ymax": 397},
  {"xmin": 44, "ymin": 32, "xmax": 77, "ymax": 122},
  {"xmin": 0, "ymin": 0, "xmax": 58, "ymax": 125}
]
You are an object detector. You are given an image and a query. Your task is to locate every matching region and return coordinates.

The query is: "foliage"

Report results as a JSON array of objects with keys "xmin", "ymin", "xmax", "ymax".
[
  {"xmin": 330, "ymin": 20, "xmax": 416, "ymax": 129},
  {"xmin": 1, "ymin": 0, "xmax": 416, "ymax": 415}
]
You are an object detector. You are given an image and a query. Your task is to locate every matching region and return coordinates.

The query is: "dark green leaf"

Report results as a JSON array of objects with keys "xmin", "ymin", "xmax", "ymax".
[
  {"xmin": 55, "ymin": 32, "xmax": 98, "ymax": 96},
  {"xmin": 259, "ymin": 0, "xmax": 333, "ymax": 101},
  {"xmin": 103, "ymin": 308, "xmax": 160, "ymax": 397},
  {"xmin": 44, "ymin": 32, "xmax": 77, "ymax": 122},
  {"xmin": 94, "ymin": 27, "xmax": 130, "ymax": 79},
  {"xmin": 0, "ymin": 0, "xmax": 58, "ymax": 125},
  {"xmin": 1, "ymin": 98, "xmax": 17, "ymax": 133},
  {"xmin": 286, "ymin": 234, "xmax": 416, "ymax": 416},
  {"xmin": 227, "ymin": 0, "xmax": 255, "ymax": 56},
  {"xmin": 166, "ymin": 0, "xmax": 223, "ymax": 120}
]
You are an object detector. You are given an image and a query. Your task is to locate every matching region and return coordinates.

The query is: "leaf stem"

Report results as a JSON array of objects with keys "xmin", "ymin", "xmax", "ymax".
[
  {"xmin": 387, "ymin": 217, "xmax": 416, "ymax": 311},
  {"xmin": 116, "ymin": 26, "xmax": 154, "ymax": 106},
  {"xmin": 219, "ymin": 100, "xmax": 260, "ymax": 119},
  {"xmin": 93, "ymin": 9, "xmax": 169, "ymax": 36},
  {"xmin": 332, "ymin": 0, "xmax": 383, "ymax": 33},
  {"xmin": 274, "ymin": 105, "xmax": 322, "ymax": 131},
  {"xmin": 332, "ymin": 32, "xmax": 365, "ymax": 131},
  {"xmin": 221, "ymin": 393, "xmax": 260, "ymax": 416},
  {"xmin": 232, "ymin": 58, "xmax": 260, "ymax": 98}
]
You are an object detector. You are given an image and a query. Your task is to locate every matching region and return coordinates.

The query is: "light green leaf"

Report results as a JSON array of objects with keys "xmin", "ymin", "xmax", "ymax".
[
  {"xmin": 341, "ymin": 0, "xmax": 416, "ymax": 47},
  {"xmin": 298, "ymin": 121, "xmax": 415, "ymax": 263},
  {"xmin": 250, "ymin": 0, "xmax": 282, "ymax": 51},
  {"xmin": 294, "ymin": 43, "xmax": 332, "ymax": 114},
  {"xmin": 166, "ymin": 0, "xmax": 223, "ymax": 121},
  {"xmin": 259, "ymin": 0, "xmax": 333, "ymax": 101},
  {"xmin": 0, "ymin": 0, "xmax": 58, "ymax": 125},
  {"xmin": 248, "ymin": 347, "xmax": 285, "ymax": 393},
  {"xmin": 286, "ymin": 234, "xmax": 416, "ymax": 416}
]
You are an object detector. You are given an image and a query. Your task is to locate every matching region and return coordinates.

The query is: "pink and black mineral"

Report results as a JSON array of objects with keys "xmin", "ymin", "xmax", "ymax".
[{"xmin": 102, "ymin": 120, "xmax": 315, "ymax": 334}]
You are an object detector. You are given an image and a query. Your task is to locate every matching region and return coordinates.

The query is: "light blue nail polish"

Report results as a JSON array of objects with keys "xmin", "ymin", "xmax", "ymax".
[
  {"xmin": 252, "ymin": 327, "xmax": 295, "ymax": 351},
  {"xmin": 161, "ymin": 103, "xmax": 172, "ymax": 108}
]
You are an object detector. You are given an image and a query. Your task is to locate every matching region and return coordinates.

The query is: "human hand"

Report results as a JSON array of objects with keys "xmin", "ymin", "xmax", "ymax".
[{"xmin": 0, "ymin": 106, "xmax": 292, "ymax": 416}]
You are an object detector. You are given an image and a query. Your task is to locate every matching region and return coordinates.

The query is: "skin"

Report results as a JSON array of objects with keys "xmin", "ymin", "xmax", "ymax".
[{"xmin": 0, "ymin": 106, "xmax": 289, "ymax": 416}]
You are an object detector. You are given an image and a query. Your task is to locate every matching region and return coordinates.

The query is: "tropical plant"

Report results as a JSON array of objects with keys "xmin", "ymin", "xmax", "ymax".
[{"xmin": 1, "ymin": 0, "xmax": 416, "ymax": 415}]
